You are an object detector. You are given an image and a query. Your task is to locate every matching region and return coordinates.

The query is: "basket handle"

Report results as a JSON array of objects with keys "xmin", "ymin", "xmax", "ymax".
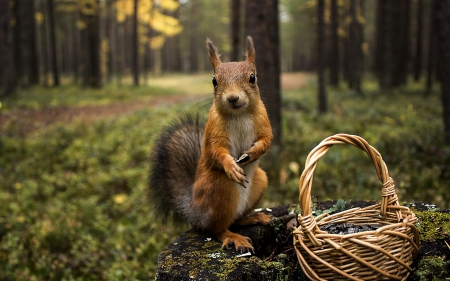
[{"xmin": 299, "ymin": 134, "xmax": 402, "ymax": 220}]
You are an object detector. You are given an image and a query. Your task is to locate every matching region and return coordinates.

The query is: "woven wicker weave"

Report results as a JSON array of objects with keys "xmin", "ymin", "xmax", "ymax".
[{"xmin": 293, "ymin": 134, "xmax": 420, "ymax": 281}]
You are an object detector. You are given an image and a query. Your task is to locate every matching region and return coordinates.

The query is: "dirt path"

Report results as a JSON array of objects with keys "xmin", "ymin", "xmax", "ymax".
[{"xmin": 1, "ymin": 73, "xmax": 310, "ymax": 136}]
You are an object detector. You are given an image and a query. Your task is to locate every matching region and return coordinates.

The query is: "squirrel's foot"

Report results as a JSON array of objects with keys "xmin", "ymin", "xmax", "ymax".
[
  {"xmin": 236, "ymin": 212, "xmax": 273, "ymax": 226},
  {"xmin": 218, "ymin": 230, "xmax": 254, "ymax": 253}
]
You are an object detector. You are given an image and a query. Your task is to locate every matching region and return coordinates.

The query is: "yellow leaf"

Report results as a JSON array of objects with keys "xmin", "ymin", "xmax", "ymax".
[
  {"xmin": 288, "ymin": 162, "xmax": 300, "ymax": 176},
  {"xmin": 114, "ymin": 194, "xmax": 128, "ymax": 204},
  {"xmin": 77, "ymin": 19, "xmax": 86, "ymax": 30},
  {"xmin": 149, "ymin": 35, "xmax": 165, "ymax": 50},
  {"xmin": 160, "ymin": 0, "xmax": 179, "ymax": 12},
  {"xmin": 150, "ymin": 10, "xmax": 182, "ymax": 36},
  {"xmin": 79, "ymin": 0, "xmax": 98, "ymax": 15},
  {"xmin": 116, "ymin": 0, "xmax": 133, "ymax": 22},
  {"xmin": 35, "ymin": 12, "xmax": 44, "ymax": 25}
]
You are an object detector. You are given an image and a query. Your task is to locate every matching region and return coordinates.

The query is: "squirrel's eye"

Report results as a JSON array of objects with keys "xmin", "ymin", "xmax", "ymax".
[
  {"xmin": 212, "ymin": 77, "xmax": 217, "ymax": 87},
  {"xmin": 249, "ymin": 74, "xmax": 256, "ymax": 84}
]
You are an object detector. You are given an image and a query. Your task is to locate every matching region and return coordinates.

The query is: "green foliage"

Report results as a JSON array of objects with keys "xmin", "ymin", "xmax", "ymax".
[
  {"xmin": 413, "ymin": 257, "xmax": 450, "ymax": 281},
  {"xmin": 414, "ymin": 210, "xmax": 450, "ymax": 241},
  {"xmin": 0, "ymin": 83, "xmax": 180, "ymax": 110},
  {"xmin": 312, "ymin": 199, "xmax": 352, "ymax": 216},
  {"xmin": 1, "ymin": 76, "xmax": 449, "ymax": 279},
  {"xmin": 269, "ymin": 78, "xmax": 450, "ymax": 210},
  {"xmin": 0, "ymin": 100, "xmax": 202, "ymax": 279}
]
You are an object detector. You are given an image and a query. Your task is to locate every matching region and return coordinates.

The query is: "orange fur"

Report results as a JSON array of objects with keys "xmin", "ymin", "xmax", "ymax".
[{"xmin": 191, "ymin": 37, "xmax": 273, "ymax": 252}]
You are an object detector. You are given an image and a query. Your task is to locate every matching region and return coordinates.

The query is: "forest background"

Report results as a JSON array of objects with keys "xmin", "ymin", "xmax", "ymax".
[{"xmin": 1, "ymin": 0, "xmax": 450, "ymax": 280}]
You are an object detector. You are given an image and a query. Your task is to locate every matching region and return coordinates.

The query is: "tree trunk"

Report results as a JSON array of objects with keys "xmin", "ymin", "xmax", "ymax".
[
  {"xmin": 329, "ymin": 0, "xmax": 339, "ymax": 87},
  {"xmin": 230, "ymin": 0, "xmax": 241, "ymax": 62},
  {"xmin": 413, "ymin": 0, "xmax": 424, "ymax": 82},
  {"xmin": 347, "ymin": 0, "xmax": 362, "ymax": 94},
  {"xmin": 317, "ymin": 0, "xmax": 328, "ymax": 113},
  {"xmin": 436, "ymin": 0, "xmax": 450, "ymax": 144},
  {"xmin": 374, "ymin": 0, "xmax": 383, "ymax": 84},
  {"xmin": 72, "ymin": 10, "xmax": 80, "ymax": 84},
  {"xmin": 189, "ymin": 1, "xmax": 199, "ymax": 72},
  {"xmin": 47, "ymin": 0, "xmax": 59, "ymax": 86},
  {"xmin": 426, "ymin": 0, "xmax": 437, "ymax": 94},
  {"xmin": 0, "ymin": 0, "xmax": 15, "ymax": 96},
  {"xmin": 81, "ymin": 0, "xmax": 101, "ymax": 88},
  {"xmin": 132, "ymin": 0, "xmax": 139, "ymax": 86},
  {"xmin": 245, "ymin": 0, "xmax": 281, "ymax": 149},
  {"xmin": 375, "ymin": 0, "xmax": 409, "ymax": 91},
  {"xmin": 105, "ymin": 0, "xmax": 115, "ymax": 83},
  {"xmin": 393, "ymin": 0, "xmax": 411, "ymax": 86},
  {"xmin": 14, "ymin": 0, "xmax": 40, "ymax": 86},
  {"xmin": 116, "ymin": 20, "xmax": 124, "ymax": 87}
]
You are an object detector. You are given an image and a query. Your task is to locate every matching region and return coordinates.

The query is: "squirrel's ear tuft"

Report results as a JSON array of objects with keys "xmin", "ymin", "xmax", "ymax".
[
  {"xmin": 245, "ymin": 36, "xmax": 255, "ymax": 66},
  {"xmin": 206, "ymin": 38, "xmax": 221, "ymax": 70}
]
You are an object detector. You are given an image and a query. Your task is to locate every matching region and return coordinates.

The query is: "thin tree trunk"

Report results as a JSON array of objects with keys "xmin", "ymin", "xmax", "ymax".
[
  {"xmin": 81, "ymin": 0, "xmax": 101, "ymax": 88},
  {"xmin": 230, "ymin": 0, "xmax": 241, "ymax": 62},
  {"xmin": 47, "ymin": 0, "xmax": 59, "ymax": 86},
  {"xmin": 72, "ymin": 10, "xmax": 80, "ymax": 84},
  {"xmin": 132, "ymin": 0, "xmax": 139, "ymax": 85},
  {"xmin": 14, "ymin": 0, "xmax": 40, "ymax": 86},
  {"xmin": 0, "ymin": 0, "xmax": 15, "ymax": 96},
  {"xmin": 116, "ymin": 21, "xmax": 124, "ymax": 86},
  {"xmin": 414, "ymin": 0, "xmax": 424, "ymax": 82},
  {"xmin": 436, "ymin": 0, "xmax": 450, "ymax": 144},
  {"xmin": 39, "ymin": 0, "xmax": 50, "ymax": 85},
  {"xmin": 317, "ymin": 0, "xmax": 328, "ymax": 113},
  {"xmin": 347, "ymin": 0, "xmax": 362, "ymax": 94},
  {"xmin": 245, "ymin": 0, "xmax": 281, "ymax": 149},
  {"xmin": 426, "ymin": 0, "xmax": 437, "ymax": 94},
  {"xmin": 189, "ymin": 1, "xmax": 199, "ymax": 72},
  {"xmin": 106, "ymin": 0, "xmax": 115, "ymax": 83},
  {"xmin": 394, "ymin": 0, "xmax": 411, "ymax": 86},
  {"xmin": 329, "ymin": 0, "xmax": 339, "ymax": 87}
]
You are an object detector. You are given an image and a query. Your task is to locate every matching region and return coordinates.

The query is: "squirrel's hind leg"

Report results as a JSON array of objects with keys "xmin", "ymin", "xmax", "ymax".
[{"xmin": 216, "ymin": 229, "xmax": 254, "ymax": 253}]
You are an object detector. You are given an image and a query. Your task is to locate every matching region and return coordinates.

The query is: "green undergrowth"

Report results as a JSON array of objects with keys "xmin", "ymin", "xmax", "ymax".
[
  {"xmin": 0, "ymin": 99, "xmax": 207, "ymax": 280},
  {"xmin": 414, "ymin": 210, "xmax": 450, "ymax": 241},
  {"xmin": 413, "ymin": 256, "xmax": 450, "ymax": 281},
  {"xmin": 1, "ymin": 83, "xmax": 180, "ymax": 110},
  {"xmin": 1, "ymin": 76, "xmax": 449, "ymax": 279},
  {"xmin": 272, "ymin": 79, "xmax": 450, "ymax": 210}
]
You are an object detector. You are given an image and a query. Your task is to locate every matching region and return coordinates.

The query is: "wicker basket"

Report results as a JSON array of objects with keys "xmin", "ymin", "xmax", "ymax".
[{"xmin": 293, "ymin": 134, "xmax": 420, "ymax": 281}]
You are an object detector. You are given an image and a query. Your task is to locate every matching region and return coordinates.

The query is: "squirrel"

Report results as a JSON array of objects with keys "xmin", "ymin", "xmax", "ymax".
[{"xmin": 149, "ymin": 36, "xmax": 273, "ymax": 253}]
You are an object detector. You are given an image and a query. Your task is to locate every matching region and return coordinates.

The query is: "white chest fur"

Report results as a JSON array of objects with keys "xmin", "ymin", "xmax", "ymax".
[{"xmin": 227, "ymin": 115, "xmax": 257, "ymax": 219}]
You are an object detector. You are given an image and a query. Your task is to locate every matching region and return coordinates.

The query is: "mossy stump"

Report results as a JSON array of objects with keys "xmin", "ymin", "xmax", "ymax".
[{"xmin": 155, "ymin": 202, "xmax": 450, "ymax": 281}]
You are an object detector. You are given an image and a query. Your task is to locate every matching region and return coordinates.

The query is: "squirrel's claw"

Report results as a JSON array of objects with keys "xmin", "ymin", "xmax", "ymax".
[
  {"xmin": 235, "ymin": 153, "xmax": 250, "ymax": 164},
  {"xmin": 221, "ymin": 235, "xmax": 254, "ymax": 253},
  {"xmin": 225, "ymin": 159, "xmax": 246, "ymax": 184}
]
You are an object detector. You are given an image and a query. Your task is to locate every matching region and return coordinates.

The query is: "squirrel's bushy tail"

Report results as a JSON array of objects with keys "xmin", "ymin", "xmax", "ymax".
[{"xmin": 148, "ymin": 115, "xmax": 204, "ymax": 223}]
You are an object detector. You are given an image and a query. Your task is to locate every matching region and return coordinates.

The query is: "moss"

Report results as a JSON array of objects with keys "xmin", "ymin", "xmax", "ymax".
[
  {"xmin": 414, "ymin": 210, "xmax": 450, "ymax": 241},
  {"xmin": 413, "ymin": 256, "xmax": 450, "ymax": 281}
]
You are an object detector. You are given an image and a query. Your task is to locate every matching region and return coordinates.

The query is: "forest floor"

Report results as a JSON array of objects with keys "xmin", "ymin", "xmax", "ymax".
[{"xmin": 0, "ymin": 72, "xmax": 310, "ymax": 136}]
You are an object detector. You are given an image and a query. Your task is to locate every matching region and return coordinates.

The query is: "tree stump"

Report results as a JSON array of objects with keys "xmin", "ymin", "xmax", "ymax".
[{"xmin": 156, "ymin": 202, "xmax": 450, "ymax": 281}]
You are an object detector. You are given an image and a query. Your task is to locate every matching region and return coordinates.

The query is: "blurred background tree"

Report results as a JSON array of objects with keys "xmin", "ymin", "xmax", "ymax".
[
  {"xmin": 0, "ymin": 0, "xmax": 445, "ymax": 86},
  {"xmin": 2, "ymin": 1, "xmax": 450, "ymax": 279},
  {"xmin": 1, "ymin": 0, "xmax": 450, "ymax": 166}
]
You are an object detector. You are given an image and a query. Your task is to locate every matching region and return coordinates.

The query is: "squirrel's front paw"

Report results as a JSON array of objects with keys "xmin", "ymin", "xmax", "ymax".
[{"xmin": 224, "ymin": 158, "xmax": 246, "ymax": 185}]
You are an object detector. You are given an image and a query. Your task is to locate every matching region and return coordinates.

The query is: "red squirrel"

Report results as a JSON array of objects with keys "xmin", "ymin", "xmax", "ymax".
[{"xmin": 149, "ymin": 36, "xmax": 273, "ymax": 252}]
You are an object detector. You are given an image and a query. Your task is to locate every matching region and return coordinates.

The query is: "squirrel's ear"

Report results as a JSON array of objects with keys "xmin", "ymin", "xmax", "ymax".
[
  {"xmin": 245, "ymin": 36, "xmax": 255, "ymax": 66},
  {"xmin": 206, "ymin": 38, "xmax": 221, "ymax": 70}
]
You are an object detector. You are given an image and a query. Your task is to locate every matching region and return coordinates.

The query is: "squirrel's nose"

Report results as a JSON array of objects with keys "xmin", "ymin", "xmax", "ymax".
[{"xmin": 227, "ymin": 95, "xmax": 239, "ymax": 103}]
